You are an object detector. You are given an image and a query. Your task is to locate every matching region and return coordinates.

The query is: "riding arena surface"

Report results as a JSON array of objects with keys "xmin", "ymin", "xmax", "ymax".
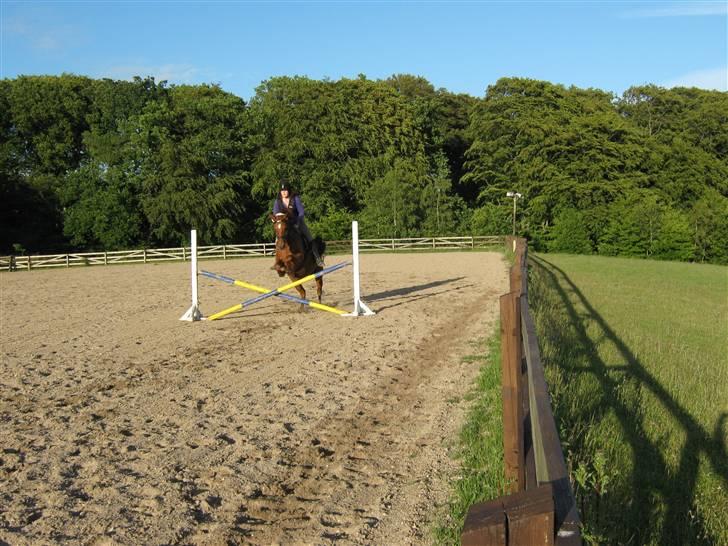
[{"xmin": 1, "ymin": 252, "xmax": 508, "ymax": 545}]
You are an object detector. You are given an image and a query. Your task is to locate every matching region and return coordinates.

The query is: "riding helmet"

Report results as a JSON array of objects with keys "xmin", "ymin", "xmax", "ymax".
[{"xmin": 279, "ymin": 179, "xmax": 291, "ymax": 192}]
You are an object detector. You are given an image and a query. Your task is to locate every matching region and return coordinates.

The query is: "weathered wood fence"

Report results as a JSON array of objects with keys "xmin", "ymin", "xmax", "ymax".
[
  {"xmin": 462, "ymin": 237, "xmax": 581, "ymax": 546},
  {"xmin": 0, "ymin": 236, "xmax": 503, "ymax": 272}
]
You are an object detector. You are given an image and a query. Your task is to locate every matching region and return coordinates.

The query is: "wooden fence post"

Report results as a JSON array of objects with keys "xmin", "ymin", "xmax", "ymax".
[
  {"xmin": 501, "ymin": 291, "xmax": 525, "ymax": 492},
  {"xmin": 504, "ymin": 484, "xmax": 555, "ymax": 545},
  {"xmin": 510, "ymin": 262, "xmax": 521, "ymax": 295},
  {"xmin": 462, "ymin": 497, "xmax": 506, "ymax": 546},
  {"xmin": 462, "ymin": 485, "xmax": 555, "ymax": 546}
]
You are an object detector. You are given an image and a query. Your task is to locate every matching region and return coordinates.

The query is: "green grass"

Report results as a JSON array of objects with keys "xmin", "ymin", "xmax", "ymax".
[
  {"xmin": 528, "ymin": 253, "xmax": 728, "ymax": 545},
  {"xmin": 433, "ymin": 333, "xmax": 510, "ymax": 545}
]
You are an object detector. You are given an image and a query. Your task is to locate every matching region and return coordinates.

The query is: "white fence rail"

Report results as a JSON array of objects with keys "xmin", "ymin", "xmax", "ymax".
[{"xmin": 1, "ymin": 236, "xmax": 504, "ymax": 272}]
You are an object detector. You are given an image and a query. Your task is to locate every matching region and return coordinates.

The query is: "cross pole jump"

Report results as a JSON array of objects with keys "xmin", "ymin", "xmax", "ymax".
[
  {"xmin": 202, "ymin": 261, "xmax": 350, "ymax": 320},
  {"xmin": 180, "ymin": 221, "xmax": 374, "ymax": 321}
]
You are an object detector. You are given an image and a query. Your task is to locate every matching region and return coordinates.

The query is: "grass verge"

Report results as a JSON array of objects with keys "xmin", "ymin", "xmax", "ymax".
[{"xmin": 433, "ymin": 330, "xmax": 509, "ymax": 545}]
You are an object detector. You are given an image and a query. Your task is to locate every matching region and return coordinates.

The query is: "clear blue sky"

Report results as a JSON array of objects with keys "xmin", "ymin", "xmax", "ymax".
[{"xmin": 2, "ymin": 1, "xmax": 726, "ymax": 99}]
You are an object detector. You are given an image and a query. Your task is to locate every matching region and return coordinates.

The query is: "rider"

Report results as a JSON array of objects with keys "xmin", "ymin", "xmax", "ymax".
[{"xmin": 273, "ymin": 179, "xmax": 325, "ymax": 267}]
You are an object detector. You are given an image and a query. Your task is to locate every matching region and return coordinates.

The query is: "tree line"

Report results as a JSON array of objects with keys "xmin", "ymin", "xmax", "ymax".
[{"xmin": 1, "ymin": 73, "xmax": 726, "ymax": 263}]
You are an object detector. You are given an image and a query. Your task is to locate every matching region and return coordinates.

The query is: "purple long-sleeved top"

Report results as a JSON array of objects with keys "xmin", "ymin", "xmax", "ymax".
[{"xmin": 273, "ymin": 195, "xmax": 305, "ymax": 222}]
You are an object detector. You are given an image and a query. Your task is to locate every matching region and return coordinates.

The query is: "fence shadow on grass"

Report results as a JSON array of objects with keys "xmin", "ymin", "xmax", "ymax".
[{"xmin": 530, "ymin": 255, "xmax": 728, "ymax": 545}]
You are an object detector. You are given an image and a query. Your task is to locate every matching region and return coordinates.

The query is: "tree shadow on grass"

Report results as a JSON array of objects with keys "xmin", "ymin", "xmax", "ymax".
[{"xmin": 530, "ymin": 255, "xmax": 727, "ymax": 545}]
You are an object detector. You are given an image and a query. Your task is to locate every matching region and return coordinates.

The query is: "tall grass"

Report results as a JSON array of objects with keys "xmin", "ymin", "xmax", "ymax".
[
  {"xmin": 433, "ymin": 332, "xmax": 510, "ymax": 544},
  {"xmin": 529, "ymin": 254, "xmax": 728, "ymax": 545}
]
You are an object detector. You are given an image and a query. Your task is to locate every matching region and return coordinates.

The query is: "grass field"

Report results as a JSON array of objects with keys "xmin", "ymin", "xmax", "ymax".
[{"xmin": 528, "ymin": 254, "xmax": 728, "ymax": 545}]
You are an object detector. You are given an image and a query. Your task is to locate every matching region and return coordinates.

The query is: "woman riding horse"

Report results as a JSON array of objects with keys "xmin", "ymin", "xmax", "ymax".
[
  {"xmin": 270, "ymin": 181, "xmax": 327, "ymax": 308},
  {"xmin": 272, "ymin": 180, "xmax": 324, "ymax": 267}
]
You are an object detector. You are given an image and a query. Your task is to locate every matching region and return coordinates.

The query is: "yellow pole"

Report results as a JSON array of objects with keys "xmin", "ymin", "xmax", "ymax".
[
  {"xmin": 275, "ymin": 271, "xmax": 325, "ymax": 293},
  {"xmin": 232, "ymin": 279, "xmax": 347, "ymax": 314},
  {"xmin": 233, "ymin": 279, "xmax": 272, "ymax": 294},
  {"xmin": 207, "ymin": 303, "xmax": 243, "ymax": 321}
]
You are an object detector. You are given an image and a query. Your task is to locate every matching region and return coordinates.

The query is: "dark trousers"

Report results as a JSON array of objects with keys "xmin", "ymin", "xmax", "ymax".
[{"xmin": 296, "ymin": 218, "xmax": 314, "ymax": 244}]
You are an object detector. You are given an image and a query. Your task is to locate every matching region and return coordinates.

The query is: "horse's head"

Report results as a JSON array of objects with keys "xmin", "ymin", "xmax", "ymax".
[{"xmin": 270, "ymin": 212, "xmax": 290, "ymax": 248}]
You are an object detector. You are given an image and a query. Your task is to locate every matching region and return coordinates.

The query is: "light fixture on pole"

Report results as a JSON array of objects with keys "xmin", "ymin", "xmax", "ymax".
[{"xmin": 506, "ymin": 191, "xmax": 522, "ymax": 236}]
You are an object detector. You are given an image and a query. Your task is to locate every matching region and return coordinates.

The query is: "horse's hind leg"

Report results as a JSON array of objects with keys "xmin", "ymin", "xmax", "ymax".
[
  {"xmin": 316, "ymin": 277, "xmax": 323, "ymax": 303},
  {"xmin": 295, "ymin": 285, "xmax": 306, "ymax": 312}
]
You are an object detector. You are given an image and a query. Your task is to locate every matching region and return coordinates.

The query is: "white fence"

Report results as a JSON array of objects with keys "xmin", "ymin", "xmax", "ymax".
[{"xmin": 0, "ymin": 236, "xmax": 504, "ymax": 272}]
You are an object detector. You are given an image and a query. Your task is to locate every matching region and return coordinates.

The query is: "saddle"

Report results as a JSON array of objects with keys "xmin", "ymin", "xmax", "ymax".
[{"xmin": 290, "ymin": 223, "xmax": 318, "ymax": 257}]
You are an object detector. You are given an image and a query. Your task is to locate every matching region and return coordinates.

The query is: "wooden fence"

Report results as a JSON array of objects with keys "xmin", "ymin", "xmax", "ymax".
[
  {"xmin": 462, "ymin": 237, "xmax": 581, "ymax": 546},
  {"xmin": 0, "ymin": 236, "xmax": 503, "ymax": 272}
]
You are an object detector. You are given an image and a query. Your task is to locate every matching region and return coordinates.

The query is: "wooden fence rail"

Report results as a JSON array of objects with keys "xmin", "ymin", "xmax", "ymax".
[
  {"xmin": 0, "ymin": 236, "xmax": 504, "ymax": 272},
  {"xmin": 462, "ymin": 237, "xmax": 581, "ymax": 546}
]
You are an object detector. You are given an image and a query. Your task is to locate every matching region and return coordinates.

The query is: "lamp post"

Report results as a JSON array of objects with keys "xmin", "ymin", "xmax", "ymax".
[{"xmin": 506, "ymin": 191, "xmax": 522, "ymax": 236}]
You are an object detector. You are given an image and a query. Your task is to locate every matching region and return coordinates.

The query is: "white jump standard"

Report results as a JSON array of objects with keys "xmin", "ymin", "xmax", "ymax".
[
  {"xmin": 179, "ymin": 229, "xmax": 203, "ymax": 321},
  {"xmin": 344, "ymin": 221, "xmax": 374, "ymax": 317}
]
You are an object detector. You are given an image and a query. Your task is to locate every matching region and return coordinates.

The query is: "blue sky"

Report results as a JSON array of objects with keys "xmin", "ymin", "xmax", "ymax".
[{"xmin": 2, "ymin": 1, "xmax": 726, "ymax": 99}]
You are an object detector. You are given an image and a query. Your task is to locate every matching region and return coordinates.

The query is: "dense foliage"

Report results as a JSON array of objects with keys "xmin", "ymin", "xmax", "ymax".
[{"xmin": 2, "ymin": 74, "xmax": 726, "ymax": 262}]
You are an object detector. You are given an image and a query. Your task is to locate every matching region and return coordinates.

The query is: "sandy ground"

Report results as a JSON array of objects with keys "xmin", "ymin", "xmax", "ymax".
[{"xmin": 0, "ymin": 251, "xmax": 507, "ymax": 545}]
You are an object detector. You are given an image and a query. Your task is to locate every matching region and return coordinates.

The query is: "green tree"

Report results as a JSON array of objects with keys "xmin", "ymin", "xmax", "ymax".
[
  {"xmin": 6, "ymin": 74, "xmax": 91, "ymax": 179},
  {"xmin": 129, "ymin": 84, "xmax": 253, "ymax": 245},
  {"xmin": 359, "ymin": 158, "xmax": 426, "ymax": 237},
  {"xmin": 618, "ymin": 85, "xmax": 728, "ymax": 204},
  {"xmin": 548, "ymin": 208, "xmax": 593, "ymax": 254},
  {"xmin": 470, "ymin": 203, "xmax": 510, "ymax": 235},
  {"xmin": 60, "ymin": 77, "xmax": 167, "ymax": 249},
  {"xmin": 463, "ymin": 78, "xmax": 645, "ymax": 243},
  {"xmin": 598, "ymin": 192, "xmax": 664, "ymax": 257},
  {"xmin": 690, "ymin": 190, "xmax": 728, "ymax": 264},
  {"xmin": 60, "ymin": 161, "xmax": 145, "ymax": 249},
  {"xmin": 83, "ymin": 76, "xmax": 166, "ymax": 166},
  {"xmin": 2, "ymin": 75, "xmax": 94, "ymax": 250},
  {"xmin": 653, "ymin": 208, "xmax": 693, "ymax": 261},
  {"xmin": 248, "ymin": 76, "xmax": 430, "ymax": 239},
  {"xmin": 384, "ymin": 74, "xmax": 475, "ymax": 226}
]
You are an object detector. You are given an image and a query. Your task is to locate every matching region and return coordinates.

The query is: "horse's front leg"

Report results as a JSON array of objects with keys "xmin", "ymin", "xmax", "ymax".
[
  {"xmin": 295, "ymin": 285, "xmax": 306, "ymax": 312},
  {"xmin": 315, "ymin": 277, "xmax": 323, "ymax": 304}
]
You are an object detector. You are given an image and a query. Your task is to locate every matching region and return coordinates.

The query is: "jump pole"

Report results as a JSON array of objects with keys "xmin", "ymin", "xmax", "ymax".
[
  {"xmin": 344, "ymin": 220, "xmax": 375, "ymax": 317},
  {"xmin": 179, "ymin": 229, "xmax": 203, "ymax": 321}
]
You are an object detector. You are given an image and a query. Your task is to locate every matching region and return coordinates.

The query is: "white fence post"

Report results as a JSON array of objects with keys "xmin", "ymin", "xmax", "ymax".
[{"xmin": 180, "ymin": 229, "xmax": 203, "ymax": 321}]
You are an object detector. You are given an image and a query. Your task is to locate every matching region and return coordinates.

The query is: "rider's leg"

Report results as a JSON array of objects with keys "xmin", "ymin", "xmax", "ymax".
[{"xmin": 298, "ymin": 219, "xmax": 324, "ymax": 266}]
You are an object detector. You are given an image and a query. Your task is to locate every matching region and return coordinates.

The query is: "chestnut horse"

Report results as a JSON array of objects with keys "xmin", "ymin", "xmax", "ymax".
[{"xmin": 270, "ymin": 212, "xmax": 326, "ymax": 307}]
